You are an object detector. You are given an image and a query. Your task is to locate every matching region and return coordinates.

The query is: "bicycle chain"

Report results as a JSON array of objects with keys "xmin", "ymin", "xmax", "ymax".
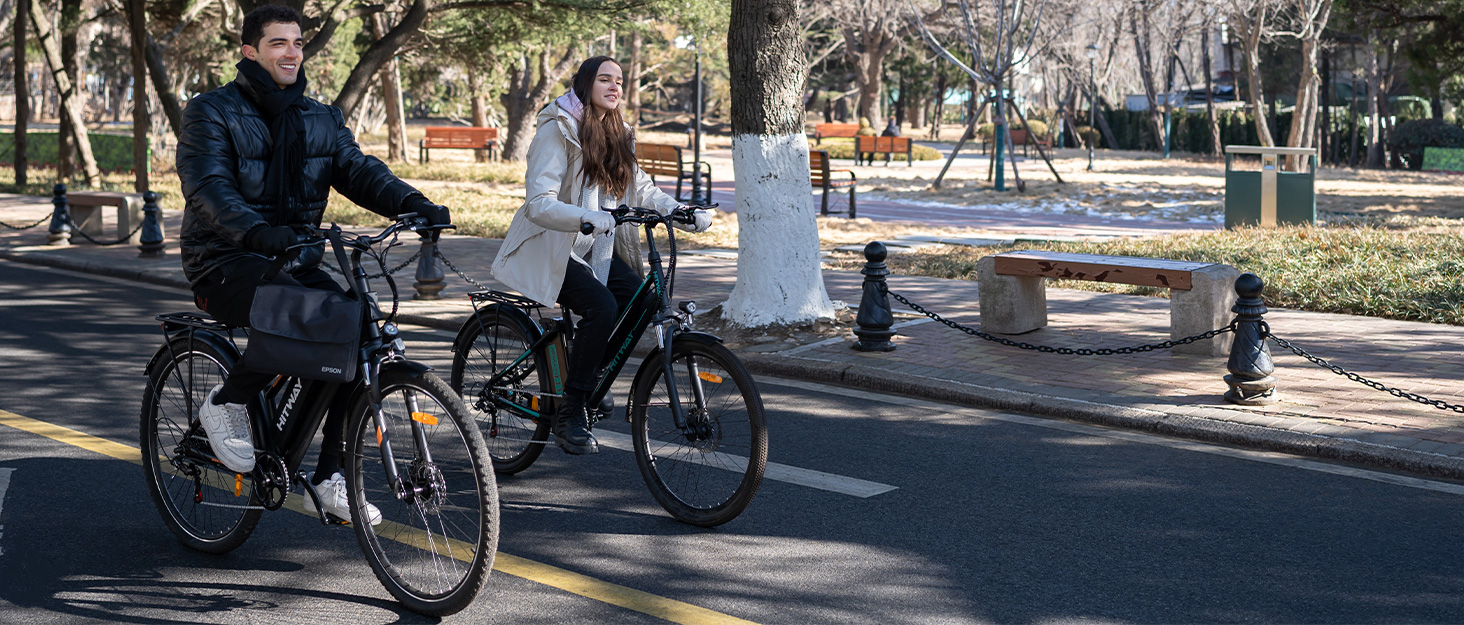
[
  {"xmin": 882, "ymin": 284, "xmax": 1236, "ymax": 355},
  {"xmin": 1267, "ymin": 331, "xmax": 1464, "ymax": 413},
  {"xmin": 0, "ymin": 215, "xmax": 48, "ymax": 230}
]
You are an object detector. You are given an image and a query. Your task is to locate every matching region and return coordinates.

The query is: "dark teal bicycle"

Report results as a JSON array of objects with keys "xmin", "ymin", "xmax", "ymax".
[{"xmin": 449, "ymin": 205, "xmax": 767, "ymax": 527}]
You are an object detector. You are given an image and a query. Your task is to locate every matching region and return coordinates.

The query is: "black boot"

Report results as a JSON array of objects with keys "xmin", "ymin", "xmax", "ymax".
[{"xmin": 554, "ymin": 388, "xmax": 599, "ymax": 455}]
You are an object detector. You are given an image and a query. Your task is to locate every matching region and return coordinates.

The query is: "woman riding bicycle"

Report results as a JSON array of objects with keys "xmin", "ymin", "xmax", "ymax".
[{"xmin": 491, "ymin": 55, "xmax": 712, "ymax": 455}]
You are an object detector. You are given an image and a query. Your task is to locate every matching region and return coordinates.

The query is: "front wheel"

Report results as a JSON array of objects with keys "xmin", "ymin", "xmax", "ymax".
[
  {"xmin": 140, "ymin": 336, "xmax": 262, "ymax": 553},
  {"xmin": 346, "ymin": 368, "xmax": 499, "ymax": 616},
  {"xmin": 630, "ymin": 339, "xmax": 767, "ymax": 527}
]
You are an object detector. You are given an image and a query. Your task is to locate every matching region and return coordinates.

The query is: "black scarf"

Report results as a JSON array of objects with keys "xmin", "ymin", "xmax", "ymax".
[{"xmin": 236, "ymin": 59, "xmax": 308, "ymax": 214}]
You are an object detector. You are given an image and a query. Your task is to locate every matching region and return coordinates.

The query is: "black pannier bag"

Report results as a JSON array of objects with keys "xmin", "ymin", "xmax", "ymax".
[{"xmin": 247, "ymin": 283, "xmax": 361, "ymax": 383}]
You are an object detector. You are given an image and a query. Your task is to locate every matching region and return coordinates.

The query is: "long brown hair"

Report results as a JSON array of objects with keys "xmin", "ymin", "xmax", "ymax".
[{"xmin": 572, "ymin": 56, "xmax": 636, "ymax": 199}]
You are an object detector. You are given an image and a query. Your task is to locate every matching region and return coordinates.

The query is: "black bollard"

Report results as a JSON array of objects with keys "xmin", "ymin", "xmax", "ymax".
[
  {"xmin": 852, "ymin": 241, "xmax": 897, "ymax": 352},
  {"xmin": 412, "ymin": 231, "xmax": 446, "ymax": 300},
  {"xmin": 1224, "ymin": 273, "xmax": 1278, "ymax": 405},
  {"xmin": 47, "ymin": 183, "xmax": 71, "ymax": 246},
  {"xmin": 137, "ymin": 191, "xmax": 166, "ymax": 258}
]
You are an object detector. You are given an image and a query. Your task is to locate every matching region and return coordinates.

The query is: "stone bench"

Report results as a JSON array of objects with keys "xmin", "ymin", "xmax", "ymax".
[
  {"xmin": 976, "ymin": 250, "xmax": 1240, "ymax": 356},
  {"xmin": 68, "ymin": 191, "xmax": 145, "ymax": 245}
]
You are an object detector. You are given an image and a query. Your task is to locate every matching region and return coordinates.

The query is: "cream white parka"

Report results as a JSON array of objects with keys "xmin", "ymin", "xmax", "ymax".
[{"xmin": 491, "ymin": 101, "xmax": 680, "ymax": 306}]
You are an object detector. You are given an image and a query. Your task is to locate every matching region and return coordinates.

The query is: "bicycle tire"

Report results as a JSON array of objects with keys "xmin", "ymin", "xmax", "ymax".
[
  {"xmin": 630, "ymin": 339, "xmax": 767, "ymax": 527},
  {"xmin": 140, "ymin": 336, "xmax": 263, "ymax": 553},
  {"xmin": 451, "ymin": 307, "xmax": 551, "ymax": 474},
  {"xmin": 346, "ymin": 368, "xmax": 499, "ymax": 617}
]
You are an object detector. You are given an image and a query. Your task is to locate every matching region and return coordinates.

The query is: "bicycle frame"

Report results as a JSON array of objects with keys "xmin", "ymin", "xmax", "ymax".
[
  {"xmin": 152, "ymin": 220, "xmax": 444, "ymax": 517},
  {"xmin": 475, "ymin": 211, "xmax": 712, "ymax": 432}
]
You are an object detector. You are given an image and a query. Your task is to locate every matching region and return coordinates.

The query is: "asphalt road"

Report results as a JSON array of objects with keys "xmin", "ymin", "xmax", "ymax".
[{"xmin": 3, "ymin": 258, "xmax": 1464, "ymax": 624}]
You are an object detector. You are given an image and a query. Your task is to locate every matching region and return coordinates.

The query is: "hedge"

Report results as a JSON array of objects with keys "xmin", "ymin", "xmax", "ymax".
[{"xmin": 0, "ymin": 132, "xmax": 143, "ymax": 173}]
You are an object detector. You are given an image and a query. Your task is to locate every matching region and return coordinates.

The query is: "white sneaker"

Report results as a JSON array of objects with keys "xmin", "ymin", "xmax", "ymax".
[
  {"xmin": 305, "ymin": 472, "xmax": 382, "ymax": 526},
  {"xmin": 199, "ymin": 384, "xmax": 255, "ymax": 473}
]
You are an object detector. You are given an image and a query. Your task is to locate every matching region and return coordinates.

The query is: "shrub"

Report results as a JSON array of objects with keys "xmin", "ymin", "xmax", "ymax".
[
  {"xmin": 1073, "ymin": 126, "xmax": 1098, "ymax": 148},
  {"xmin": 808, "ymin": 138, "xmax": 942, "ymax": 161},
  {"xmin": 1022, "ymin": 119, "xmax": 1049, "ymax": 137},
  {"xmin": 1386, "ymin": 119, "xmax": 1464, "ymax": 170}
]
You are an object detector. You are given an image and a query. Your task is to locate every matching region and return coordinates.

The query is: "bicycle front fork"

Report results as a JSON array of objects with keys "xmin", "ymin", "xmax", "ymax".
[{"xmin": 656, "ymin": 323, "xmax": 712, "ymax": 440}]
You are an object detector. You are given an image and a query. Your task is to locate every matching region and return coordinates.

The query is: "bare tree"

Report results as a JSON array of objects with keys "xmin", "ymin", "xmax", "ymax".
[
  {"xmin": 830, "ymin": 0, "xmax": 910, "ymax": 129},
  {"xmin": 722, "ymin": 0, "xmax": 835, "ymax": 327},
  {"xmin": 1278, "ymin": 0, "xmax": 1334, "ymax": 152},
  {"xmin": 497, "ymin": 46, "xmax": 577, "ymax": 161},
  {"xmin": 1228, "ymin": 0, "xmax": 1284, "ymax": 146},
  {"xmin": 28, "ymin": 0, "xmax": 99, "ymax": 185}
]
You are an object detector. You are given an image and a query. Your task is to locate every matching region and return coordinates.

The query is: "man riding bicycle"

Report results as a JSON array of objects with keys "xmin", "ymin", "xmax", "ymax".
[{"xmin": 177, "ymin": 5, "xmax": 449, "ymax": 524}]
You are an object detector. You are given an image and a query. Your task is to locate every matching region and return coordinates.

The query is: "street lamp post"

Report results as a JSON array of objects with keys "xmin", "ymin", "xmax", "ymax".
[
  {"xmin": 1086, "ymin": 43, "xmax": 1099, "ymax": 171},
  {"xmin": 689, "ymin": 38, "xmax": 708, "ymax": 206}
]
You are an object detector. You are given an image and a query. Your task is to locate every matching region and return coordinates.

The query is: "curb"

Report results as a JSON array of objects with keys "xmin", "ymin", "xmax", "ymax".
[
  {"xmin": 6, "ymin": 247, "xmax": 1463, "ymax": 482},
  {"xmin": 740, "ymin": 353, "xmax": 1464, "ymax": 481}
]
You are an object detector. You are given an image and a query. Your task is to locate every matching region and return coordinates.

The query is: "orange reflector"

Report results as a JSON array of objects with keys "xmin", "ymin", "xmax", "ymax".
[
  {"xmin": 699, "ymin": 371, "xmax": 723, "ymax": 384},
  {"xmin": 531, "ymin": 396, "xmax": 539, "ymax": 411},
  {"xmin": 376, "ymin": 427, "xmax": 383, "ymax": 445},
  {"xmin": 234, "ymin": 473, "xmax": 243, "ymax": 497},
  {"xmin": 412, "ymin": 412, "xmax": 439, "ymax": 426}
]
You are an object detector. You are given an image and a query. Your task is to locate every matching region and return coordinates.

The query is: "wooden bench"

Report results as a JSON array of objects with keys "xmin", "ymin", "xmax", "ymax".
[
  {"xmin": 812, "ymin": 123, "xmax": 860, "ymax": 145},
  {"xmin": 419, "ymin": 126, "xmax": 498, "ymax": 163},
  {"xmin": 810, "ymin": 150, "xmax": 856, "ymax": 217},
  {"xmin": 68, "ymin": 191, "xmax": 145, "ymax": 245},
  {"xmin": 855, "ymin": 136, "xmax": 914, "ymax": 167},
  {"xmin": 976, "ymin": 250, "xmax": 1241, "ymax": 356},
  {"xmin": 980, "ymin": 128, "xmax": 1052, "ymax": 157},
  {"xmin": 636, "ymin": 142, "xmax": 712, "ymax": 203}
]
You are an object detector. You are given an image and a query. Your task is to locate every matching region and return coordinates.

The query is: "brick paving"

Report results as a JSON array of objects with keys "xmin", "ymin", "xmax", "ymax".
[{"xmin": 3, "ymin": 190, "xmax": 1463, "ymax": 477}]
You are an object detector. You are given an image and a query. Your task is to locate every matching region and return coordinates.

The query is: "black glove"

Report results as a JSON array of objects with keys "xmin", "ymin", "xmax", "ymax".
[
  {"xmin": 244, "ymin": 225, "xmax": 300, "ymax": 256},
  {"xmin": 404, "ymin": 194, "xmax": 451, "ymax": 226}
]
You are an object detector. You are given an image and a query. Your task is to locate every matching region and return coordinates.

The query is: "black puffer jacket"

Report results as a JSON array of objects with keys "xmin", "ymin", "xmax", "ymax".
[{"xmin": 177, "ymin": 72, "xmax": 421, "ymax": 283}]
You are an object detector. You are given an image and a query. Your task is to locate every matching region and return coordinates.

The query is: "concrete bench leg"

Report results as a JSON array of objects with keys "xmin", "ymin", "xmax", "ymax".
[
  {"xmin": 118, "ymin": 196, "xmax": 144, "ymax": 244},
  {"xmin": 1171, "ymin": 263, "xmax": 1240, "ymax": 356},
  {"xmin": 977, "ymin": 256, "xmax": 1046, "ymax": 334},
  {"xmin": 69, "ymin": 205, "xmax": 105, "ymax": 239}
]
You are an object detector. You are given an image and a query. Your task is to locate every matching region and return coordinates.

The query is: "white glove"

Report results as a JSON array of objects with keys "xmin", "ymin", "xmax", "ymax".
[
  {"xmin": 674, "ymin": 209, "xmax": 714, "ymax": 233},
  {"xmin": 582, "ymin": 211, "xmax": 616, "ymax": 236}
]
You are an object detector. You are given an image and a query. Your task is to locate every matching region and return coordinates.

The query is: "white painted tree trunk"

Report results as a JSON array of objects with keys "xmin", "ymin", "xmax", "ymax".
[{"xmin": 721, "ymin": 133, "xmax": 835, "ymax": 326}]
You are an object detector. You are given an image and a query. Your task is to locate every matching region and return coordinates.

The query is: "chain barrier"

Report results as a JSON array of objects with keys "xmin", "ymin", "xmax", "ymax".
[
  {"xmin": 434, "ymin": 249, "xmax": 490, "ymax": 290},
  {"xmin": 322, "ymin": 249, "xmax": 420, "ymax": 279},
  {"xmin": 0, "ymin": 215, "xmax": 49, "ymax": 230},
  {"xmin": 62, "ymin": 217, "xmax": 146, "ymax": 246},
  {"xmin": 1265, "ymin": 328, "xmax": 1464, "ymax": 414},
  {"xmin": 882, "ymin": 284, "xmax": 1235, "ymax": 355}
]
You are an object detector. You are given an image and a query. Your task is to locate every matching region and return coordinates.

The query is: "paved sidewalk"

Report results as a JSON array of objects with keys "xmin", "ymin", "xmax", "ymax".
[{"xmin": 4, "ymin": 191, "xmax": 1464, "ymax": 479}]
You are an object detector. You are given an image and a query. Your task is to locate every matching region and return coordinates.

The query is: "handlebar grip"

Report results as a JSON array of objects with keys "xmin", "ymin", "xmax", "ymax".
[{"xmin": 580, "ymin": 222, "xmax": 596, "ymax": 235}]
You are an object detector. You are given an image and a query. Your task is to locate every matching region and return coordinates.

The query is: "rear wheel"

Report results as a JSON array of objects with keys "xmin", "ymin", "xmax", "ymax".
[
  {"xmin": 140, "ymin": 337, "xmax": 262, "ymax": 553},
  {"xmin": 451, "ymin": 308, "xmax": 551, "ymax": 474},
  {"xmin": 630, "ymin": 339, "xmax": 767, "ymax": 527},
  {"xmin": 347, "ymin": 368, "xmax": 499, "ymax": 617}
]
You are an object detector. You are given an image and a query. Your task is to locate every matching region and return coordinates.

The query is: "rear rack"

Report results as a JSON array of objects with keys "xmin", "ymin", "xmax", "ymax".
[
  {"xmin": 468, "ymin": 290, "xmax": 546, "ymax": 309},
  {"xmin": 156, "ymin": 312, "xmax": 236, "ymax": 332}
]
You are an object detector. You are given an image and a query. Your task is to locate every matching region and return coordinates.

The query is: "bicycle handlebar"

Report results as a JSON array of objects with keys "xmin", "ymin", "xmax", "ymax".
[{"xmin": 578, "ymin": 203, "xmax": 717, "ymax": 235}]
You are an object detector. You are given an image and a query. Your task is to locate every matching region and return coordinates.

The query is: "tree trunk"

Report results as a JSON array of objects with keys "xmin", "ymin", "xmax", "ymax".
[
  {"xmin": 1365, "ymin": 30, "xmax": 1384, "ymax": 168},
  {"xmin": 127, "ymin": 0, "xmax": 149, "ymax": 190},
  {"xmin": 370, "ymin": 13, "xmax": 407, "ymax": 163},
  {"xmin": 625, "ymin": 29, "xmax": 642, "ymax": 124},
  {"xmin": 1286, "ymin": 0, "xmax": 1332, "ymax": 164},
  {"xmin": 469, "ymin": 71, "xmax": 489, "ymax": 162},
  {"xmin": 330, "ymin": 0, "xmax": 430, "ymax": 122},
  {"xmin": 1203, "ymin": 25, "xmax": 1221, "ymax": 156},
  {"xmin": 1237, "ymin": 7, "xmax": 1274, "ymax": 147},
  {"xmin": 724, "ymin": 0, "xmax": 833, "ymax": 327},
  {"xmin": 498, "ymin": 47, "xmax": 576, "ymax": 161},
  {"xmin": 58, "ymin": 0, "xmax": 79, "ymax": 182},
  {"xmin": 1095, "ymin": 95, "xmax": 1120, "ymax": 150},
  {"xmin": 13, "ymin": 0, "xmax": 27, "ymax": 186},
  {"xmin": 847, "ymin": 27, "xmax": 896, "ymax": 129},
  {"xmin": 29, "ymin": 0, "xmax": 98, "ymax": 185},
  {"xmin": 1130, "ymin": 7, "xmax": 1165, "ymax": 151},
  {"xmin": 144, "ymin": 36, "xmax": 183, "ymax": 138}
]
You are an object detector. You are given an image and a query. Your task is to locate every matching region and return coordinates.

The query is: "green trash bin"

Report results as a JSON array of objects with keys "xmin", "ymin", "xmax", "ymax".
[{"xmin": 1224, "ymin": 145, "xmax": 1317, "ymax": 229}]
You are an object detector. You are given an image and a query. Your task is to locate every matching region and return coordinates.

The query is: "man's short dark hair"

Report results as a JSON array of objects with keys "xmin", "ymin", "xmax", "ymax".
[{"xmin": 241, "ymin": 5, "xmax": 305, "ymax": 48}]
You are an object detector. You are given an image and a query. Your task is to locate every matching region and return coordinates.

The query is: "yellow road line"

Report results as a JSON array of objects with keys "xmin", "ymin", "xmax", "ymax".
[{"xmin": 0, "ymin": 408, "xmax": 759, "ymax": 625}]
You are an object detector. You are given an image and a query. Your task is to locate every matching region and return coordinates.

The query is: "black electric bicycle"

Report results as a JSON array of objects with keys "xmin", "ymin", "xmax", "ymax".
[
  {"xmin": 449, "ymin": 205, "xmax": 767, "ymax": 527},
  {"xmin": 140, "ymin": 215, "xmax": 498, "ymax": 616}
]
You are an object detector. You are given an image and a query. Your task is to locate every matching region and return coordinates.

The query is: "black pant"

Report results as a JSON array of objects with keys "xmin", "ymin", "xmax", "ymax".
[
  {"xmin": 557, "ymin": 256, "xmax": 638, "ymax": 395},
  {"xmin": 193, "ymin": 257, "xmax": 350, "ymax": 477}
]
